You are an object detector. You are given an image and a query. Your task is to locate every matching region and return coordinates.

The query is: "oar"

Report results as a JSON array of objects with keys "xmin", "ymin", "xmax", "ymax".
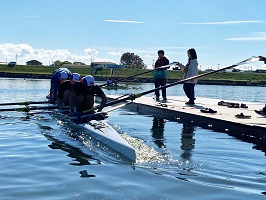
[
  {"xmin": 89, "ymin": 56, "xmax": 260, "ymax": 109},
  {"xmin": 0, "ymin": 101, "xmax": 53, "ymax": 106},
  {"xmin": 0, "ymin": 105, "xmax": 59, "ymax": 112},
  {"xmin": 26, "ymin": 108, "xmax": 69, "ymax": 116},
  {"xmin": 99, "ymin": 62, "xmax": 177, "ymax": 87},
  {"xmin": 70, "ymin": 102, "xmax": 133, "ymax": 120}
]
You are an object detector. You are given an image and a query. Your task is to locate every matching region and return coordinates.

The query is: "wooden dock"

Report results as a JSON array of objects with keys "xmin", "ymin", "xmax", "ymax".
[{"xmin": 112, "ymin": 96, "xmax": 266, "ymax": 147}]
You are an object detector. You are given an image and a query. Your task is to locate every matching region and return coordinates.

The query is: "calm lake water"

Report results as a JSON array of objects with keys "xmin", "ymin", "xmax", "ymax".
[{"xmin": 0, "ymin": 78, "xmax": 265, "ymax": 200}]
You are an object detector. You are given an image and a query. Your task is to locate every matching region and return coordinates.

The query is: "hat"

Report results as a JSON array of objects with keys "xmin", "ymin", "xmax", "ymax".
[
  {"xmin": 70, "ymin": 73, "xmax": 81, "ymax": 82},
  {"xmin": 83, "ymin": 75, "xmax": 95, "ymax": 86},
  {"xmin": 58, "ymin": 71, "xmax": 68, "ymax": 80}
]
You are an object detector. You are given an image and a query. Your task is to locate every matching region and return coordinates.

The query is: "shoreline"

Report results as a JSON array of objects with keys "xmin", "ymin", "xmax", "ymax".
[{"xmin": 0, "ymin": 72, "xmax": 265, "ymax": 87}]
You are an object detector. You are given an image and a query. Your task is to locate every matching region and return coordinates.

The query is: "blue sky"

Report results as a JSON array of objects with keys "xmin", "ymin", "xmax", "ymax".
[{"xmin": 0, "ymin": 0, "xmax": 265, "ymax": 70}]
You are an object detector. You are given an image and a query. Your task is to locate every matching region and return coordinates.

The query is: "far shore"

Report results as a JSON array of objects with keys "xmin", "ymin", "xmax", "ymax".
[{"xmin": 0, "ymin": 72, "xmax": 265, "ymax": 87}]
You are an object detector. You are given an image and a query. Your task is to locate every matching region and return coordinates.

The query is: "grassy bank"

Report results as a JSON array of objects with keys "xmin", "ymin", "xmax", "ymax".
[{"xmin": 0, "ymin": 64, "xmax": 266, "ymax": 86}]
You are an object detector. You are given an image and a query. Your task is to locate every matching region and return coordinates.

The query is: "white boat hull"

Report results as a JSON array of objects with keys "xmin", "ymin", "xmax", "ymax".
[{"xmin": 79, "ymin": 120, "xmax": 136, "ymax": 162}]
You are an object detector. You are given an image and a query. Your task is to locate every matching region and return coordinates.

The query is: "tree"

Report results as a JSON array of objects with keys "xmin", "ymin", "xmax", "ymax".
[
  {"xmin": 73, "ymin": 61, "xmax": 86, "ymax": 65},
  {"xmin": 62, "ymin": 61, "xmax": 72, "ymax": 65},
  {"xmin": 54, "ymin": 60, "xmax": 62, "ymax": 66},
  {"xmin": 120, "ymin": 52, "xmax": 146, "ymax": 69}
]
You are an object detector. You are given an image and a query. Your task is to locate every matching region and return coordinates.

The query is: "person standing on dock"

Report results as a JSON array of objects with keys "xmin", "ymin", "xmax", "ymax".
[
  {"xmin": 255, "ymin": 56, "xmax": 266, "ymax": 116},
  {"xmin": 153, "ymin": 50, "xmax": 169, "ymax": 101},
  {"xmin": 176, "ymin": 48, "xmax": 198, "ymax": 105}
]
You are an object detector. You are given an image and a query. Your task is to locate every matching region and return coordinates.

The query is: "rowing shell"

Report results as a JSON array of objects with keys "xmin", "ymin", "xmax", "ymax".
[
  {"xmin": 77, "ymin": 119, "xmax": 136, "ymax": 162},
  {"xmin": 51, "ymin": 102, "xmax": 136, "ymax": 162}
]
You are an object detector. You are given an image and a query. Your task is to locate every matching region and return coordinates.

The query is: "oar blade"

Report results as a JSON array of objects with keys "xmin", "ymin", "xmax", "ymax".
[{"xmin": 236, "ymin": 56, "xmax": 260, "ymax": 66}]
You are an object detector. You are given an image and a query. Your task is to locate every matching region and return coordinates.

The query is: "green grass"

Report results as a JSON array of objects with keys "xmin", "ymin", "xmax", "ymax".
[{"xmin": 1, "ymin": 64, "xmax": 265, "ymax": 85}]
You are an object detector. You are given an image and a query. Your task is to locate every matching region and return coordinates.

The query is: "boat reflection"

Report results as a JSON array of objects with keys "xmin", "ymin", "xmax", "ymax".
[
  {"xmin": 150, "ymin": 117, "xmax": 166, "ymax": 148},
  {"xmin": 37, "ymin": 122, "xmax": 101, "ymax": 167},
  {"xmin": 45, "ymin": 132, "xmax": 101, "ymax": 166}
]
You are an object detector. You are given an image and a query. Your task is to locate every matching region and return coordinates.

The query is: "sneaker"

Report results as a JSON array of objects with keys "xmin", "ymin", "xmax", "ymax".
[
  {"xmin": 235, "ymin": 113, "xmax": 251, "ymax": 119},
  {"xmin": 255, "ymin": 110, "xmax": 264, "ymax": 115},
  {"xmin": 163, "ymin": 97, "xmax": 167, "ymax": 101},
  {"xmin": 153, "ymin": 96, "xmax": 159, "ymax": 101},
  {"xmin": 218, "ymin": 101, "xmax": 228, "ymax": 106},
  {"xmin": 240, "ymin": 103, "xmax": 248, "ymax": 108},
  {"xmin": 200, "ymin": 108, "xmax": 217, "ymax": 113},
  {"xmin": 185, "ymin": 101, "xmax": 195, "ymax": 105}
]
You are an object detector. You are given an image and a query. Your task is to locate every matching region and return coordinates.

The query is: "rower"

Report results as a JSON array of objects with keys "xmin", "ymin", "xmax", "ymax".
[
  {"xmin": 106, "ymin": 77, "xmax": 112, "ymax": 86},
  {"xmin": 48, "ymin": 68, "xmax": 72, "ymax": 102},
  {"xmin": 57, "ymin": 73, "xmax": 81, "ymax": 110},
  {"xmin": 69, "ymin": 75, "xmax": 108, "ymax": 116}
]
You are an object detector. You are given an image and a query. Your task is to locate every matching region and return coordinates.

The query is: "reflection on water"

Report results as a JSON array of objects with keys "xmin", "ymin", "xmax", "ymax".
[
  {"xmin": 47, "ymin": 134, "xmax": 100, "ymax": 166},
  {"xmin": 38, "ymin": 123, "xmax": 101, "ymax": 167},
  {"xmin": 180, "ymin": 123, "xmax": 196, "ymax": 161},
  {"xmin": 150, "ymin": 117, "xmax": 166, "ymax": 148}
]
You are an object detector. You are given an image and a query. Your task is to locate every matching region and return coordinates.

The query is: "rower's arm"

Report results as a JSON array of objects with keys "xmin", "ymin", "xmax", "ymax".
[
  {"xmin": 57, "ymin": 98, "xmax": 64, "ymax": 110},
  {"xmin": 97, "ymin": 93, "xmax": 107, "ymax": 112},
  {"xmin": 69, "ymin": 91, "xmax": 76, "ymax": 112}
]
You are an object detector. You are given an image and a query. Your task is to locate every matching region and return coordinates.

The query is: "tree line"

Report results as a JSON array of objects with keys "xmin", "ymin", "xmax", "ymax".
[{"xmin": 54, "ymin": 52, "xmax": 146, "ymax": 69}]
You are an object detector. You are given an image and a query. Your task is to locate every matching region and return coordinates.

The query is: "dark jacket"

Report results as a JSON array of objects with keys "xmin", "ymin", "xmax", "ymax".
[
  {"xmin": 155, "ymin": 56, "xmax": 169, "ymax": 68},
  {"xmin": 153, "ymin": 56, "xmax": 169, "ymax": 80}
]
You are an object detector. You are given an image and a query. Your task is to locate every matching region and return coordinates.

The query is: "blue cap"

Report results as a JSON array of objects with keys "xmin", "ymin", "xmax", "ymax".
[
  {"xmin": 58, "ymin": 71, "xmax": 68, "ymax": 80},
  {"xmin": 70, "ymin": 73, "xmax": 81, "ymax": 82},
  {"xmin": 83, "ymin": 75, "xmax": 95, "ymax": 86}
]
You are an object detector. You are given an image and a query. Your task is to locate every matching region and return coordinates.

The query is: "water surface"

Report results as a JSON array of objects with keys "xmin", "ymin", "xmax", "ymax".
[{"xmin": 0, "ymin": 78, "xmax": 265, "ymax": 200}]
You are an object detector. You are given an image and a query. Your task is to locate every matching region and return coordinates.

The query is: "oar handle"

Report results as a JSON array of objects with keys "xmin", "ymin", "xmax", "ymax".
[
  {"xmin": 69, "ymin": 111, "xmax": 107, "ymax": 120},
  {"xmin": 81, "ymin": 107, "xmax": 97, "ymax": 114},
  {"xmin": 69, "ymin": 102, "xmax": 132, "ymax": 120}
]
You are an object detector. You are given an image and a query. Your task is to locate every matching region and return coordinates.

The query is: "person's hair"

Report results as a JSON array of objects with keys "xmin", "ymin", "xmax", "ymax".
[
  {"xmin": 186, "ymin": 48, "xmax": 197, "ymax": 66},
  {"xmin": 158, "ymin": 50, "xmax": 164, "ymax": 55},
  {"xmin": 188, "ymin": 48, "xmax": 197, "ymax": 60}
]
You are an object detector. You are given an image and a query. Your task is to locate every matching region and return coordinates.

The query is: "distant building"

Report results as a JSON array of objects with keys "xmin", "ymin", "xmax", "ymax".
[
  {"xmin": 26, "ymin": 60, "xmax": 42, "ymax": 66},
  {"xmin": 91, "ymin": 62, "xmax": 124, "ymax": 69},
  {"xmin": 232, "ymin": 69, "xmax": 241, "ymax": 72},
  {"xmin": 173, "ymin": 66, "xmax": 181, "ymax": 70},
  {"xmin": 7, "ymin": 62, "xmax": 16, "ymax": 68},
  {"xmin": 90, "ymin": 62, "xmax": 124, "ymax": 76},
  {"xmin": 255, "ymin": 69, "xmax": 266, "ymax": 73}
]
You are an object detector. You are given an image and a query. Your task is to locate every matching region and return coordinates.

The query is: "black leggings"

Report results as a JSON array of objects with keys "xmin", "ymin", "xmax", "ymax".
[
  {"xmin": 183, "ymin": 83, "xmax": 195, "ymax": 102},
  {"xmin": 154, "ymin": 78, "xmax": 166, "ymax": 98}
]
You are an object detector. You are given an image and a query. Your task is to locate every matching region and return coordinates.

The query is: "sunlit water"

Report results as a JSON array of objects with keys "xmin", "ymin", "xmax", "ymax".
[{"xmin": 0, "ymin": 78, "xmax": 265, "ymax": 200}]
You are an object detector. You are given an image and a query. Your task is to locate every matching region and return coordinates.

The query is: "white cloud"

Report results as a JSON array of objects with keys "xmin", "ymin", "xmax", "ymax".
[
  {"xmin": 225, "ymin": 32, "xmax": 266, "ymax": 41},
  {"xmin": 108, "ymin": 51, "xmax": 121, "ymax": 56},
  {"xmin": 104, "ymin": 19, "xmax": 144, "ymax": 24},
  {"xmin": 143, "ymin": 54, "xmax": 153, "ymax": 58},
  {"xmin": 183, "ymin": 20, "xmax": 266, "ymax": 25},
  {"xmin": 0, "ymin": 43, "xmax": 114, "ymax": 65},
  {"xmin": 84, "ymin": 48, "xmax": 99, "ymax": 56}
]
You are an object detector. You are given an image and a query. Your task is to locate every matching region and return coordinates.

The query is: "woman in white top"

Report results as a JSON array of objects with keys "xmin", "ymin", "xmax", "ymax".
[{"xmin": 176, "ymin": 48, "xmax": 198, "ymax": 104}]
